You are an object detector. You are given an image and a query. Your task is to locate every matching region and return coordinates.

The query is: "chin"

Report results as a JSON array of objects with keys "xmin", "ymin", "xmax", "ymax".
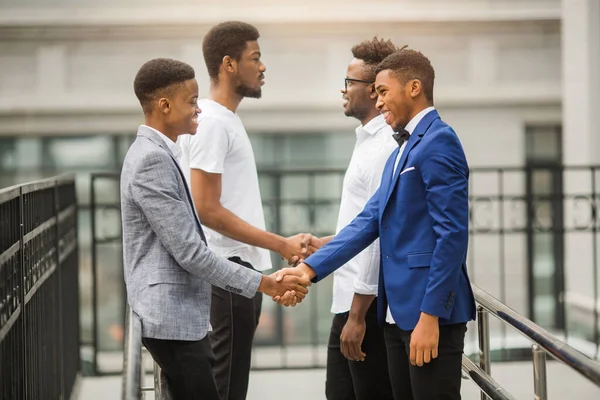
[{"xmin": 247, "ymin": 89, "xmax": 262, "ymax": 99}]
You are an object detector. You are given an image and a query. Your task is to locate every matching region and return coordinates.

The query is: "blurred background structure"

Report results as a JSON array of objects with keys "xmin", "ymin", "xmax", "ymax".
[{"xmin": 1, "ymin": 0, "xmax": 600, "ymax": 399}]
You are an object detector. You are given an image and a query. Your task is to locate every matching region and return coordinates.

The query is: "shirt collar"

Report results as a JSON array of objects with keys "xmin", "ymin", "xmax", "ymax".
[
  {"xmin": 404, "ymin": 106, "xmax": 435, "ymax": 135},
  {"xmin": 356, "ymin": 114, "xmax": 387, "ymax": 137},
  {"xmin": 141, "ymin": 125, "xmax": 182, "ymax": 161}
]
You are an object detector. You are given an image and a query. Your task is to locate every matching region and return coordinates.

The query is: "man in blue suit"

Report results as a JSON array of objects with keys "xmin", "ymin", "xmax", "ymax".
[{"xmin": 277, "ymin": 49, "xmax": 476, "ymax": 399}]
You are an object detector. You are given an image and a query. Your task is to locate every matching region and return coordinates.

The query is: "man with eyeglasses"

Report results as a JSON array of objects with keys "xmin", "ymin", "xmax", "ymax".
[{"xmin": 309, "ymin": 37, "xmax": 402, "ymax": 400}]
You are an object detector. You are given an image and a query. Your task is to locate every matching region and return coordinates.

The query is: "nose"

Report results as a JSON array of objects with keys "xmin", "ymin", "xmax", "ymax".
[
  {"xmin": 375, "ymin": 96, "xmax": 383, "ymax": 111},
  {"xmin": 341, "ymin": 88, "xmax": 346, "ymax": 95},
  {"xmin": 196, "ymin": 106, "xmax": 202, "ymax": 114},
  {"xmin": 259, "ymin": 62, "xmax": 266, "ymax": 72}
]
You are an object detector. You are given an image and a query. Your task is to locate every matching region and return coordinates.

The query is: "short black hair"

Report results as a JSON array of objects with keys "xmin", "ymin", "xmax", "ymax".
[
  {"xmin": 351, "ymin": 37, "xmax": 406, "ymax": 81},
  {"xmin": 202, "ymin": 21, "xmax": 260, "ymax": 80},
  {"xmin": 375, "ymin": 49, "xmax": 435, "ymax": 103},
  {"xmin": 133, "ymin": 58, "xmax": 195, "ymax": 113}
]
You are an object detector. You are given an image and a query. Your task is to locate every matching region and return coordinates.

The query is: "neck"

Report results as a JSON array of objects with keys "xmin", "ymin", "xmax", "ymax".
[
  {"xmin": 144, "ymin": 117, "xmax": 178, "ymax": 143},
  {"xmin": 359, "ymin": 107, "xmax": 381, "ymax": 127},
  {"xmin": 209, "ymin": 79, "xmax": 243, "ymax": 113},
  {"xmin": 407, "ymin": 102, "xmax": 433, "ymax": 124}
]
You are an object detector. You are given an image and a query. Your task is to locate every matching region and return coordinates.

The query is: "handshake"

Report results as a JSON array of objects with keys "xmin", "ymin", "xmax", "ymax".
[{"xmin": 259, "ymin": 233, "xmax": 324, "ymax": 307}]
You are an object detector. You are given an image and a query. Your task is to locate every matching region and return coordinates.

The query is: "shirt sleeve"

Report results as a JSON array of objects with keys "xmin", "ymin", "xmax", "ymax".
[
  {"xmin": 353, "ymin": 142, "xmax": 395, "ymax": 295},
  {"xmin": 187, "ymin": 117, "xmax": 230, "ymax": 174}
]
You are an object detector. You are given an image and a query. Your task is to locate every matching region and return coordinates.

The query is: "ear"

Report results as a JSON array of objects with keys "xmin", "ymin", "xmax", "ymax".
[
  {"xmin": 410, "ymin": 79, "xmax": 422, "ymax": 99},
  {"xmin": 157, "ymin": 97, "xmax": 171, "ymax": 115},
  {"xmin": 222, "ymin": 55, "xmax": 236, "ymax": 73},
  {"xmin": 369, "ymin": 84, "xmax": 378, "ymax": 100}
]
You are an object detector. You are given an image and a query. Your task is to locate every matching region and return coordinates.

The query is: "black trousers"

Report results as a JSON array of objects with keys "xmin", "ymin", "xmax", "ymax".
[
  {"xmin": 209, "ymin": 256, "xmax": 263, "ymax": 400},
  {"xmin": 326, "ymin": 300, "xmax": 394, "ymax": 400},
  {"xmin": 142, "ymin": 336, "xmax": 220, "ymax": 400},
  {"xmin": 384, "ymin": 322, "xmax": 467, "ymax": 400}
]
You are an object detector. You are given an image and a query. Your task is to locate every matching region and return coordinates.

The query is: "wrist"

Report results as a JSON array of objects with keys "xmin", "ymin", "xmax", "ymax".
[
  {"xmin": 299, "ymin": 263, "xmax": 316, "ymax": 280},
  {"xmin": 419, "ymin": 312, "xmax": 439, "ymax": 324},
  {"xmin": 258, "ymin": 275, "xmax": 274, "ymax": 295},
  {"xmin": 274, "ymin": 235, "xmax": 288, "ymax": 255}
]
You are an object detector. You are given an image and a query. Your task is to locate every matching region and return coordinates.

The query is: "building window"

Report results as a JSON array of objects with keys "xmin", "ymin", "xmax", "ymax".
[{"xmin": 525, "ymin": 124, "xmax": 564, "ymax": 330}]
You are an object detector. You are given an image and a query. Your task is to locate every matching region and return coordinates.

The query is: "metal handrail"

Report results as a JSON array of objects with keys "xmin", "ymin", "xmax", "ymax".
[
  {"xmin": 461, "ymin": 355, "xmax": 517, "ymax": 400},
  {"xmin": 473, "ymin": 285, "xmax": 600, "ymax": 385},
  {"xmin": 122, "ymin": 306, "xmax": 171, "ymax": 400},
  {"xmin": 122, "ymin": 306, "xmax": 142, "ymax": 400},
  {"xmin": 466, "ymin": 284, "xmax": 600, "ymax": 400}
]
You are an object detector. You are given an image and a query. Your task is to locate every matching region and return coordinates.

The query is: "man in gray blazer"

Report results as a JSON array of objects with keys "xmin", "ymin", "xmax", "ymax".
[{"xmin": 122, "ymin": 58, "xmax": 309, "ymax": 400}]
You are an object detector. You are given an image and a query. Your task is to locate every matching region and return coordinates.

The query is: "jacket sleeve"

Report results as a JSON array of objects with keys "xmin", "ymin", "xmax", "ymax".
[
  {"xmin": 131, "ymin": 150, "xmax": 262, "ymax": 298},
  {"xmin": 305, "ymin": 186, "xmax": 381, "ymax": 282},
  {"xmin": 419, "ymin": 130, "xmax": 469, "ymax": 318}
]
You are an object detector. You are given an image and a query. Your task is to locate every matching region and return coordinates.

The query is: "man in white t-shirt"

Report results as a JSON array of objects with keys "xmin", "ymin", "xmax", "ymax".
[{"xmin": 178, "ymin": 22, "xmax": 313, "ymax": 400}]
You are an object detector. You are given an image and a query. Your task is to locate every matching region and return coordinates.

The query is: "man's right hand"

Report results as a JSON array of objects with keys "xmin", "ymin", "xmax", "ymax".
[
  {"xmin": 340, "ymin": 316, "xmax": 367, "ymax": 361},
  {"xmin": 258, "ymin": 267, "xmax": 311, "ymax": 306},
  {"xmin": 287, "ymin": 236, "xmax": 327, "ymax": 266},
  {"xmin": 272, "ymin": 263, "xmax": 316, "ymax": 305}
]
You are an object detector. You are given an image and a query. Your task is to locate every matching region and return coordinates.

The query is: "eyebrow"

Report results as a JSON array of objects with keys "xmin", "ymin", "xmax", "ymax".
[
  {"xmin": 375, "ymin": 84, "xmax": 387, "ymax": 91},
  {"xmin": 250, "ymin": 50, "xmax": 261, "ymax": 57}
]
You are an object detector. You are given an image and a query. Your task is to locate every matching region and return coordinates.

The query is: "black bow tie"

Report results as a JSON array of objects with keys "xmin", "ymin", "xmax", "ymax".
[{"xmin": 392, "ymin": 129, "xmax": 410, "ymax": 147}]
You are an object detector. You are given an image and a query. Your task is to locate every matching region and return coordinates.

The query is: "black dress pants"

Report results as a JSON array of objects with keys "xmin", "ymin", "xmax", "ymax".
[
  {"xmin": 142, "ymin": 336, "xmax": 220, "ymax": 400},
  {"xmin": 384, "ymin": 322, "xmax": 467, "ymax": 400},
  {"xmin": 325, "ymin": 300, "xmax": 394, "ymax": 400},
  {"xmin": 209, "ymin": 256, "xmax": 263, "ymax": 400}
]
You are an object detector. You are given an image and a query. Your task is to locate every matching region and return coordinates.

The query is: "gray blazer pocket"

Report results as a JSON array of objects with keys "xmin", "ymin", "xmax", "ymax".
[
  {"xmin": 147, "ymin": 269, "xmax": 191, "ymax": 285},
  {"xmin": 407, "ymin": 251, "xmax": 433, "ymax": 269}
]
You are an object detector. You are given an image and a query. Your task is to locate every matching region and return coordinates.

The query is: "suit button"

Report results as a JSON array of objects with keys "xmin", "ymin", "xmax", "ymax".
[{"xmin": 385, "ymin": 256, "xmax": 390, "ymax": 259}]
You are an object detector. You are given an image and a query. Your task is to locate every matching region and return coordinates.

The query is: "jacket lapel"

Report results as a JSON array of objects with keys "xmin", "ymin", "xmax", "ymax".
[
  {"xmin": 382, "ymin": 110, "xmax": 440, "ymax": 209},
  {"xmin": 137, "ymin": 127, "xmax": 207, "ymax": 243}
]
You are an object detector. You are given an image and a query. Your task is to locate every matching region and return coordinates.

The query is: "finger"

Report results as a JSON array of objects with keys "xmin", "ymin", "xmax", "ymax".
[
  {"xmin": 273, "ymin": 295, "xmax": 281, "ymax": 302},
  {"xmin": 432, "ymin": 346, "xmax": 438, "ymax": 359},
  {"xmin": 416, "ymin": 349, "xmax": 424, "ymax": 367},
  {"xmin": 294, "ymin": 290, "xmax": 306, "ymax": 300},
  {"xmin": 275, "ymin": 271, "xmax": 284, "ymax": 282},
  {"xmin": 409, "ymin": 343, "xmax": 416, "ymax": 366},
  {"xmin": 281, "ymin": 291, "xmax": 295, "ymax": 306},
  {"xmin": 300, "ymin": 234, "xmax": 312, "ymax": 253},
  {"xmin": 351, "ymin": 341, "xmax": 366, "ymax": 361},
  {"xmin": 294, "ymin": 284, "xmax": 309, "ymax": 295},
  {"xmin": 282, "ymin": 267, "xmax": 303, "ymax": 277},
  {"xmin": 340, "ymin": 336, "xmax": 349, "ymax": 360},
  {"xmin": 288, "ymin": 256, "xmax": 299, "ymax": 265},
  {"xmin": 423, "ymin": 349, "xmax": 431, "ymax": 364}
]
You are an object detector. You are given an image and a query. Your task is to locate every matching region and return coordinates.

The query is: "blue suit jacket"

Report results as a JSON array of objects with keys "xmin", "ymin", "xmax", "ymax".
[{"xmin": 305, "ymin": 110, "xmax": 476, "ymax": 330}]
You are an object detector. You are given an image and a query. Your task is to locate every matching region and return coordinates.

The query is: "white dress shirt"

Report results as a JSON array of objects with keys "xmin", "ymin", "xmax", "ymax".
[
  {"xmin": 141, "ymin": 125, "xmax": 182, "ymax": 163},
  {"xmin": 386, "ymin": 106, "xmax": 435, "ymax": 324},
  {"xmin": 331, "ymin": 114, "xmax": 397, "ymax": 314}
]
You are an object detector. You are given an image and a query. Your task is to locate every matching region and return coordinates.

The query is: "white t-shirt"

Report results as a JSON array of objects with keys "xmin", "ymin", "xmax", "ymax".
[{"xmin": 178, "ymin": 99, "xmax": 272, "ymax": 272}]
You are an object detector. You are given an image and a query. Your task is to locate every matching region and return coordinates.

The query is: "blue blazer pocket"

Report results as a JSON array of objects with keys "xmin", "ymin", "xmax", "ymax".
[
  {"xmin": 407, "ymin": 251, "xmax": 433, "ymax": 269},
  {"xmin": 147, "ymin": 269, "xmax": 191, "ymax": 285}
]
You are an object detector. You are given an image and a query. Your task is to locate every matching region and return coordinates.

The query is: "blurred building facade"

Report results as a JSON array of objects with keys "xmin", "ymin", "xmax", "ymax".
[{"xmin": 0, "ymin": 0, "xmax": 599, "ymax": 367}]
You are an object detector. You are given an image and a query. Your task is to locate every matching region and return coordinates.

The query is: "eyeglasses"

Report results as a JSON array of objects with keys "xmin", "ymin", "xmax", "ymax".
[{"xmin": 344, "ymin": 78, "xmax": 374, "ymax": 91}]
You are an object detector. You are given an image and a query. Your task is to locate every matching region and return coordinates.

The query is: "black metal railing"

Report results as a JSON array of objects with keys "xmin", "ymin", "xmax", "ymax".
[
  {"xmin": 0, "ymin": 175, "xmax": 80, "ymax": 400},
  {"xmin": 90, "ymin": 165, "xmax": 600, "ymax": 373}
]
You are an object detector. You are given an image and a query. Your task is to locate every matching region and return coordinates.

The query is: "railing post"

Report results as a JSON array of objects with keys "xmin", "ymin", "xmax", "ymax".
[
  {"xmin": 532, "ymin": 344, "xmax": 548, "ymax": 400},
  {"xmin": 478, "ymin": 306, "xmax": 491, "ymax": 400},
  {"xmin": 154, "ymin": 362, "xmax": 172, "ymax": 400}
]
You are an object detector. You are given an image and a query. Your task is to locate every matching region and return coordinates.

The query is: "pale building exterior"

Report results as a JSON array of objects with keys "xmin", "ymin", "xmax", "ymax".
[{"xmin": 0, "ymin": 0, "xmax": 598, "ymax": 360}]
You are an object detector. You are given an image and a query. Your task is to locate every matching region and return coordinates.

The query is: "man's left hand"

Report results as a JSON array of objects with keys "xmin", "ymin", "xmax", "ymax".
[{"xmin": 409, "ymin": 312, "xmax": 439, "ymax": 367}]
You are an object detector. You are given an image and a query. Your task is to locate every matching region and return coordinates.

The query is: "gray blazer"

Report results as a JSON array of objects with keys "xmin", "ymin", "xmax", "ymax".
[{"xmin": 121, "ymin": 126, "xmax": 262, "ymax": 340}]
